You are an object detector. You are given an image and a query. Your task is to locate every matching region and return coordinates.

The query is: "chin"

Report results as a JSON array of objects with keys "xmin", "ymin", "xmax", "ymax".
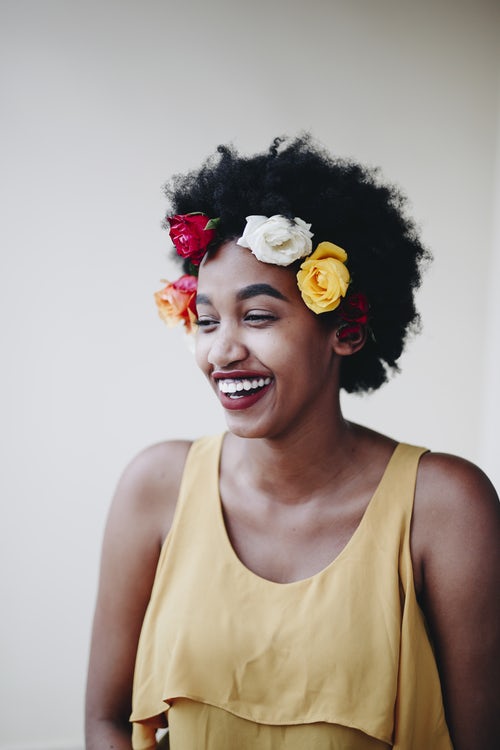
[
  {"xmin": 220, "ymin": 409, "xmax": 265, "ymax": 438},
  {"xmin": 222, "ymin": 411, "xmax": 291, "ymax": 442},
  {"xmin": 223, "ymin": 419, "xmax": 266, "ymax": 440}
]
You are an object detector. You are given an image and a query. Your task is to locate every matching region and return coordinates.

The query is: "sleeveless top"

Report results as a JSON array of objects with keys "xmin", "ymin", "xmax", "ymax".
[{"xmin": 130, "ymin": 435, "xmax": 453, "ymax": 750}]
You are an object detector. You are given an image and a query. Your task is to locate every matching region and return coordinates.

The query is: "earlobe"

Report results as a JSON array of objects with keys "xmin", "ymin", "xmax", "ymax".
[{"xmin": 332, "ymin": 323, "xmax": 367, "ymax": 356}]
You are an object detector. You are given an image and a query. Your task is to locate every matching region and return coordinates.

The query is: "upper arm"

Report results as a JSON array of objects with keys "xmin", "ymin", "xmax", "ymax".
[
  {"xmin": 85, "ymin": 440, "xmax": 191, "ymax": 737},
  {"xmin": 412, "ymin": 454, "xmax": 500, "ymax": 750}
]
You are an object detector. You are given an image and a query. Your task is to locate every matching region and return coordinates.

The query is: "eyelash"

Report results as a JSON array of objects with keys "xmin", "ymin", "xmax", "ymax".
[
  {"xmin": 195, "ymin": 313, "xmax": 277, "ymax": 329},
  {"xmin": 195, "ymin": 318, "xmax": 217, "ymax": 329},
  {"xmin": 245, "ymin": 313, "xmax": 276, "ymax": 323}
]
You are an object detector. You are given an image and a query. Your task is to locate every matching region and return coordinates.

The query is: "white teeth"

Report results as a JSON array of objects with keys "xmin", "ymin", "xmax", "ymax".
[{"xmin": 217, "ymin": 377, "xmax": 272, "ymax": 395}]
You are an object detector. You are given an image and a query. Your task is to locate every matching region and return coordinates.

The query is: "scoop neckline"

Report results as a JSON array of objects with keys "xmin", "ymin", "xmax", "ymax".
[{"xmin": 213, "ymin": 436, "xmax": 403, "ymax": 589}]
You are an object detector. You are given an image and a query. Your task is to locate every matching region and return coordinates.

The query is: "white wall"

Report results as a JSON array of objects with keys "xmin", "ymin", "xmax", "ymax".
[
  {"xmin": 479, "ymin": 78, "xmax": 500, "ymax": 492},
  {"xmin": 1, "ymin": 1, "xmax": 498, "ymax": 748}
]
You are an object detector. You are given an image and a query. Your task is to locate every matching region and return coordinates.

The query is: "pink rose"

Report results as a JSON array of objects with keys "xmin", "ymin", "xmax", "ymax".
[
  {"xmin": 154, "ymin": 274, "xmax": 198, "ymax": 333},
  {"xmin": 168, "ymin": 213, "xmax": 217, "ymax": 265}
]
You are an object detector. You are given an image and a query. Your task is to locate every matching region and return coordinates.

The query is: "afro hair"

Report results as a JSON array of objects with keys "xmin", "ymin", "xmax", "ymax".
[{"xmin": 164, "ymin": 135, "xmax": 430, "ymax": 393}]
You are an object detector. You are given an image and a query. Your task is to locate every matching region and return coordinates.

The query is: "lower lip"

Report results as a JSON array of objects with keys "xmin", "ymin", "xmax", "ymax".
[{"xmin": 217, "ymin": 383, "xmax": 272, "ymax": 411}]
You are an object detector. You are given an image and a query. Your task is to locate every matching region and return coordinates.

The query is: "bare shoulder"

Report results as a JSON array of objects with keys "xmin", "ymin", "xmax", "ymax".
[
  {"xmin": 414, "ymin": 451, "xmax": 497, "ymax": 542},
  {"xmin": 411, "ymin": 452, "xmax": 500, "ymax": 748},
  {"xmin": 415, "ymin": 450, "xmax": 498, "ymax": 506},
  {"xmin": 109, "ymin": 439, "xmax": 193, "ymax": 545},
  {"xmin": 411, "ymin": 451, "xmax": 499, "ymax": 592},
  {"xmin": 86, "ymin": 439, "xmax": 193, "ymax": 737},
  {"xmin": 96, "ymin": 438, "xmax": 193, "ymax": 612}
]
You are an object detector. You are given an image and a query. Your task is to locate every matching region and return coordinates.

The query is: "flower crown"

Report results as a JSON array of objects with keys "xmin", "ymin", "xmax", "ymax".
[{"xmin": 155, "ymin": 212, "xmax": 368, "ymax": 339}]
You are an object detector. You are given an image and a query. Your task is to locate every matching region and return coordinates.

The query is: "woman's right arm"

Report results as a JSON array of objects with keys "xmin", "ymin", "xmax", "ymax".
[{"xmin": 85, "ymin": 440, "xmax": 191, "ymax": 750}]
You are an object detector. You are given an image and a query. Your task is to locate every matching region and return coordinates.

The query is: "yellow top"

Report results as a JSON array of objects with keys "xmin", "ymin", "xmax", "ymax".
[{"xmin": 131, "ymin": 435, "xmax": 453, "ymax": 749}]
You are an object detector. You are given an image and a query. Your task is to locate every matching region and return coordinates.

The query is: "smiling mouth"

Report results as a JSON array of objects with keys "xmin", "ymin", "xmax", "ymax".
[{"xmin": 216, "ymin": 377, "xmax": 273, "ymax": 399}]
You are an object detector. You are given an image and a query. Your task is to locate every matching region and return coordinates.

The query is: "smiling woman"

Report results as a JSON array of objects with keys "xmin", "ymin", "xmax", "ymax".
[
  {"xmin": 195, "ymin": 241, "xmax": 339, "ymax": 439},
  {"xmin": 85, "ymin": 136, "xmax": 500, "ymax": 750}
]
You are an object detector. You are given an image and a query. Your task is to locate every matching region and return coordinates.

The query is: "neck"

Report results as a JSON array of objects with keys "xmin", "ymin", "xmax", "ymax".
[{"xmin": 225, "ymin": 401, "xmax": 360, "ymax": 504}]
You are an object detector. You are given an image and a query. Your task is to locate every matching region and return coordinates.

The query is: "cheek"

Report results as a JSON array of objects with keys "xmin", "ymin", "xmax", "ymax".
[{"xmin": 295, "ymin": 329, "xmax": 335, "ymax": 372}]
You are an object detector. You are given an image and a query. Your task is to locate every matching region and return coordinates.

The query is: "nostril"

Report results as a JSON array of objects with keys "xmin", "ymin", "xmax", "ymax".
[{"xmin": 207, "ymin": 332, "xmax": 248, "ymax": 369}]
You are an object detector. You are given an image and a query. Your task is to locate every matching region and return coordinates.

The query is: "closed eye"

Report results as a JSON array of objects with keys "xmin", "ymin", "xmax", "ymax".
[
  {"xmin": 195, "ymin": 317, "xmax": 219, "ymax": 330},
  {"xmin": 244, "ymin": 313, "xmax": 277, "ymax": 325},
  {"xmin": 195, "ymin": 312, "xmax": 277, "ymax": 329}
]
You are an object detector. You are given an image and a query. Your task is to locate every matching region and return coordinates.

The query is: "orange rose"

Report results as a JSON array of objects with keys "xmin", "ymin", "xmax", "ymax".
[
  {"xmin": 154, "ymin": 274, "xmax": 198, "ymax": 333},
  {"xmin": 296, "ymin": 242, "xmax": 350, "ymax": 314}
]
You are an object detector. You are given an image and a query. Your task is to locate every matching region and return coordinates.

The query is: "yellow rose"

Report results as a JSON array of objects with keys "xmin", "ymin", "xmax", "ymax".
[{"xmin": 296, "ymin": 242, "xmax": 350, "ymax": 314}]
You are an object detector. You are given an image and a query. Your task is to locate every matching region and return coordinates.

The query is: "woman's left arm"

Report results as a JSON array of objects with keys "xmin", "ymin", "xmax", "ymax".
[{"xmin": 412, "ymin": 454, "xmax": 500, "ymax": 750}]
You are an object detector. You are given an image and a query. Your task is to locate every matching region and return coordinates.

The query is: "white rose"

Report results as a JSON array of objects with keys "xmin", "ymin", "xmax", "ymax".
[{"xmin": 236, "ymin": 215, "xmax": 314, "ymax": 266}]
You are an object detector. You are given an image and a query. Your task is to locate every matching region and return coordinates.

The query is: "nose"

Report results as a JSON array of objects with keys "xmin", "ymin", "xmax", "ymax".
[{"xmin": 207, "ymin": 323, "xmax": 249, "ymax": 369}]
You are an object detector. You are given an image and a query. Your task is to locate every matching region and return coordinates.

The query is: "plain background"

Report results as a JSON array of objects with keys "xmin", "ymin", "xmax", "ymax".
[{"xmin": 1, "ymin": 1, "xmax": 499, "ymax": 748}]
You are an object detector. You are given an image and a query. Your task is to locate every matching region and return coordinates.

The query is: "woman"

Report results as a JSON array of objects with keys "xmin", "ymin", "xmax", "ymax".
[{"xmin": 85, "ymin": 136, "xmax": 500, "ymax": 750}]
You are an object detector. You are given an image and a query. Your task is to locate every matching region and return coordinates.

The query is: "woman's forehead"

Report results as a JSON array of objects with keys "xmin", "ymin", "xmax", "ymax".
[{"xmin": 198, "ymin": 240, "xmax": 298, "ymax": 295}]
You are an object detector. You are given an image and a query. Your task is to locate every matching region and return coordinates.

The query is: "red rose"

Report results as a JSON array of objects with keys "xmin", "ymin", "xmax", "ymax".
[
  {"xmin": 168, "ymin": 213, "xmax": 217, "ymax": 265},
  {"xmin": 339, "ymin": 292, "xmax": 369, "ymax": 324},
  {"xmin": 154, "ymin": 274, "xmax": 198, "ymax": 333},
  {"xmin": 337, "ymin": 292, "xmax": 369, "ymax": 341}
]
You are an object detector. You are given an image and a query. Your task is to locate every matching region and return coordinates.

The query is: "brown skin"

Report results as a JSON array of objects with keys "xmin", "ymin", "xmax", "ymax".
[
  {"xmin": 412, "ymin": 454, "xmax": 500, "ymax": 748},
  {"xmin": 85, "ymin": 441, "xmax": 189, "ymax": 750},
  {"xmin": 86, "ymin": 243, "xmax": 500, "ymax": 749}
]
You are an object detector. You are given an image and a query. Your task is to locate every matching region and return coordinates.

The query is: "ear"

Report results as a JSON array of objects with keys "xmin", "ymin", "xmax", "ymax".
[{"xmin": 331, "ymin": 323, "xmax": 367, "ymax": 356}]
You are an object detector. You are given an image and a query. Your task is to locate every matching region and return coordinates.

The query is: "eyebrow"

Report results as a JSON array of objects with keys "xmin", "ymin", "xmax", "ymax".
[
  {"xmin": 196, "ymin": 283, "xmax": 289, "ymax": 306},
  {"xmin": 237, "ymin": 283, "xmax": 289, "ymax": 302}
]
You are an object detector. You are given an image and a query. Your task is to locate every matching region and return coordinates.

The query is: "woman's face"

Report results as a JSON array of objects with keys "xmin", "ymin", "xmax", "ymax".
[{"xmin": 195, "ymin": 241, "xmax": 340, "ymax": 440}]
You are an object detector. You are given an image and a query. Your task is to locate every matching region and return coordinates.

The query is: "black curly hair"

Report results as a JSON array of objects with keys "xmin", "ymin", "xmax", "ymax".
[{"xmin": 164, "ymin": 135, "xmax": 430, "ymax": 393}]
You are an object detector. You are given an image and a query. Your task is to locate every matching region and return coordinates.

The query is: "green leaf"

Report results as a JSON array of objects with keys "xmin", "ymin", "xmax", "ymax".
[{"xmin": 204, "ymin": 217, "xmax": 220, "ymax": 230}]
